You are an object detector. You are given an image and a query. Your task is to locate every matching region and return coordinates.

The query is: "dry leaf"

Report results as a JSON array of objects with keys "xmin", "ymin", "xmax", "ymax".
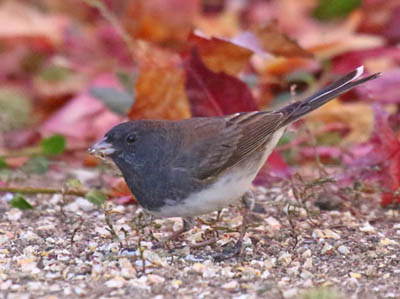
[
  {"xmin": 305, "ymin": 99, "xmax": 373, "ymax": 144},
  {"xmin": 0, "ymin": 1, "xmax": 65, "ymax": 49},
  {"xmin": 124, "ymin": 0, "xmax": 200, "ymax": 44},
  {"xmin": 128, "ymin": 47, "xmax": 191, "ymax": 120},
  {"xmin": 188, "ymin": 31, "xmax": 252, "ymax": 75},
  {"xmin": 252, "ymin": 23, "xmax": 313, "ymax": 58}
]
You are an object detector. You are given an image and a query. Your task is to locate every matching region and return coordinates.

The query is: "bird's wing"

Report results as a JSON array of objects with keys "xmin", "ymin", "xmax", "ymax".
[{"xmin": 172, "ymin": 112, "xmax": 284, "ymax": 181}]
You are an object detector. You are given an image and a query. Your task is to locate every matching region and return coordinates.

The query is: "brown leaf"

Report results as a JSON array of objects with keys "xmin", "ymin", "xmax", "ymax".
[
  {"xmin": 252, "ymin": 23, "xmax": 313, "ymax": 58},
  {"xmin": 128, "ymin": 47, "xmax": 191, "ymax": 120},
  {"xmin": 124, "ymin": 0, "xmax": 200, "ymax": 44},
  {"xmin": 305, "ymin": 100, "xmax": 373, "ymax": 144},
  {"xmin": 188, "ymin": 32, "xmax": 253, "ymax": 75}
]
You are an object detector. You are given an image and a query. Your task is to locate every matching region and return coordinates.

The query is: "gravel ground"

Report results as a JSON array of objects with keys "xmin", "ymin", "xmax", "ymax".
[{"xmin": 1, "ymin": 168, "xmax": 400, "ymax": 299}]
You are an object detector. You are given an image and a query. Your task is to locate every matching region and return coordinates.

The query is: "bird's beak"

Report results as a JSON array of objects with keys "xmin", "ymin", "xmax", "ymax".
[{"xmin": 88, "ymin": 137, "xmax": 115, "ymax": 157}]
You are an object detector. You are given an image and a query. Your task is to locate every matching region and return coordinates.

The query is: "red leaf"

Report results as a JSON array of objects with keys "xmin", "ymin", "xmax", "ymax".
[
  {"xmin": 3, "ymin": 129, "xmax": 41, "ymax": 149},
  {"xmin": 299, "ymin": 146, "xmax": 343, "ymax": 162},
  {"xmin": 183, "ymin": 49, "xmax": 258, "ymax": 116},
  {"xmin": 109, "ymin": 178, "xmax": 137, "ymax": 205},
  {"xmin": 384, "ymin": 6, "xmax": 400, "ymax": 44},
  {"xmin": 253, "ymin": 151, "xmax": 291, "ymax": 186},
  {"xmin": 332, "ymin": 47, "xmax": 400, "ymax": 74},
  {"xmin": 370, "ymin": 105, "xmax": 400, "ymax": 205}
]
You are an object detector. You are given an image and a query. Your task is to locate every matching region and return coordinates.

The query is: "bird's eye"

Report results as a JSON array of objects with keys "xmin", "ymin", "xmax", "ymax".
[{"xmin": 126, "ymin": 134, "xmax": 136, "ymax": 144}]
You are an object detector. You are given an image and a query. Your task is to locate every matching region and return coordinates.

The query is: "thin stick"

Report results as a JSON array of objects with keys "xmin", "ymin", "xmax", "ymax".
[{"xmin": 0, "ymin": 186, "xmax": 87, "ymax": 197}]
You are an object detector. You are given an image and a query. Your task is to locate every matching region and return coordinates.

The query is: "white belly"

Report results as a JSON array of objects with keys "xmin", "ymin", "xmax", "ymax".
[{"xmin": 153, "ymin": 127, "xmax": 286, "ymax": 218}]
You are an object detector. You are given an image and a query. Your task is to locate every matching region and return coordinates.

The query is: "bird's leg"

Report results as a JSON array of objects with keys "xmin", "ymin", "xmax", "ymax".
[
  {"xmin": 232, "ymin": 193, "xmax": 253, "ymax": 256},
  {"xmin": 212, "ymin": 192, "xmax": 254, "ymax": 261},
  {"xmin": 167, "ymin": 217, "xmax": 193, "ymax": 241}
]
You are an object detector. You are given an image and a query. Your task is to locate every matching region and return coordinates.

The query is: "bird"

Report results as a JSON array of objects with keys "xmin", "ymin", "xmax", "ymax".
[{"xmin": 89, "ymin": 66, "xmax": 380, "ymax": 242}]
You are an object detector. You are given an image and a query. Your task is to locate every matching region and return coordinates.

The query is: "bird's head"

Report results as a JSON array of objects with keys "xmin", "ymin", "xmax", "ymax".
[{"xmin": 88, "ymin": 121, "xmax": 171, "ymax": 175}]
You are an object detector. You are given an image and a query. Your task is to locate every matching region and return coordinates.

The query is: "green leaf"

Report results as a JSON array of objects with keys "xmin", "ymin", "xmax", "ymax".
[
  {"xmin": 41, "ymin": 135, "xmax": 66, "ymax": 156},
  {"xmin": 85, "ymin": 189, "xmax": 107, "ymax": 207},
  {"xmin": 116, "ymin": 70, "xmax": 135, "ymax": 94},
  {"xmin": 316, "ymin": 131, "xmax": 342, "ymax": 146},
  {"xmin": 11, "ymin": 195, "xmax": 33, "ymax": 210},
  {"xmin": 0, "ymin": 88, "xmax": 32, "ymax": 133},
  {"xmin": 39, "ymin": 65, "xmax": 72, "ymax": 83},
  {"xmin": 285, "ymin": 71, "xmax": 315, "ymax": 85},
  {"xmin": 277, "ymin": 131, "xmax": 295, "ymax": 147},
  {"xmin": 313, "ymin": 0, "xmax": 361, "ymax": 20},
  {"xmin": 90, "ymin": 87, "xmax": 134, "ymax": 115},
  {"xmin": 23, "ymin": 156, "xmax": 49, "ymax": 174},
  {"xmin": 66, "ymin": 178, "xmax": 83, "ymax": 190},
  {"xmin": 0, "ymin": 157, "xmax": 7, "ymax": 169}
]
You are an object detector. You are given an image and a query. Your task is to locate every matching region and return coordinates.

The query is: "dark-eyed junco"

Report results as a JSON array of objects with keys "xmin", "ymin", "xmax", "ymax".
[{"xmin": 89, "ymin": 67, "xmax": 379, "ymax": 227}]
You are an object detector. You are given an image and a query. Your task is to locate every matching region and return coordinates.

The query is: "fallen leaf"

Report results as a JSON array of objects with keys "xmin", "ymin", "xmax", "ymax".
[
  {"xmin": 253, "ymin": 151, "xmax": 291, "ymax": 186},
  {"xmin": 0, "ymin": 1, "xmax": 65, "ymax": 50},
  {"xmin": 299, "ymin": 146, "xmax": 342, "ymax": 162},
  {"xmin": 128, "ymin": 47, "xmax": 191, "ymax": 120},
  {"xmin": 41, "ymin": 73, "xmax": 124, "ymax": 144},
  {"xmin": 110, "ymin": 178, "xmax": 136, "ymax": 205},
  {"xmin": 124, "ymin": 0, "xmax": 200, "ymax": 44},
  {"xmin": 332, "ymin": 47, "xmax": 400, "ymax": 74},
  {"xmin": 188, "ymin": 31, "xmax": 253, "ymax": 75},
  {"xmin": 305, "ymin": 100, "xmax": 374, "ymax": 144},
  {"xmin": 251, "ymin": 23, "xmax": 313, "ymax": 58},
  {"xmin": 356, "ymin": 69, "xmax": 400, "ymax": 104},
  {"xmin": 261, "ymin": 56, "xmax": 318, "ymax": 76},
  {"xmin": 194, "ymin": 10, "xmax": 240, "ymax": 38},
  {"xmin": 183, "ymin": 49, "xmax": 258, "ymax": 116},
  {"xmin": 370, "ymin": 105, "xmax": 400, "ymax": 205},
  {"xmin": 312, "ymin": 0, "xmax": 361, "ymax": 21}
]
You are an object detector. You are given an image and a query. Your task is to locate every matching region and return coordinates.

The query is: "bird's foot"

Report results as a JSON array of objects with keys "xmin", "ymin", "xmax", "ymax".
[{"xmin": 152, "ymin": 217, "xmax": 193, "ymax": 249}]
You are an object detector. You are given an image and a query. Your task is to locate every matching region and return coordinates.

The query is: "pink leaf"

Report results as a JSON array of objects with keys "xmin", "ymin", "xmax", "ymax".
[
  {"xmin": 40, "ymin": 74, "xmax": 124, "ymax": 146},
  {"xmin": 356, "ymin": 69, "xmax": 400, "ymax": 104}
]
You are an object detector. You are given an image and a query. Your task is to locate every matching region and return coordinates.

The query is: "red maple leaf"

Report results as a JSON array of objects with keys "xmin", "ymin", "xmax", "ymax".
[{"xmin": 370, "ymin": 105, "xmax": 400, "ymax": 205}]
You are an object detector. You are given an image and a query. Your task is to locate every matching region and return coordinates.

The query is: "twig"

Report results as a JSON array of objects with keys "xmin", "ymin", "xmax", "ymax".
[
  {"xmin": 70, "ymin": 217, "xmax": 84, "ymax": 246},
  {"xmin": 104, "ymin": 205, "xmax": 120, "ymax": 240},
  {"xmin": 0, "ymin": 186, "xmax": 88, "ymax": 197},
  {"xmin": 188, "ymin": 238, "xmax": 216, "ymax": 248},
  {"xmin": 0, "ymin": 147, "xmax": 42, "ymax": 158}
]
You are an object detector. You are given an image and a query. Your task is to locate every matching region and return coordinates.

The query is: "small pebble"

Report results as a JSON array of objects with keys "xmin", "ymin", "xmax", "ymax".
[
  {"xmin": 105, "ymin": 277, "xmax": 126, "ymax": 288},
  {"xmin": 221, "ymin": 280, "xmax": 238, "ymax": 290},
  {"xmin": 282, "ymin": 288, "xmax": 298, "ymax": 298},
  {"xmin": 338, "ymin": 245, "xmax": 350, "ymax": 255},
  {"xmin": 304, "ymin": 258, "xmax": 313, "ymax": 269},
  {"xmin": 147, "ymin": 274, "xmax": 165, "ymax": 284},
  {"xmin": 321, "ymin": 243, "xmax": 333, "ymax": 255},
  {"xmin": 278, "ymin": 252, "xmax": 292, "ymax": 265},
  {"xmin": 359, "ymin": 222, "xmax": 375, "ymax": 233},
  {"xmin": 302, "ymin": 249, "xmax": 311, "ymax": 258}
]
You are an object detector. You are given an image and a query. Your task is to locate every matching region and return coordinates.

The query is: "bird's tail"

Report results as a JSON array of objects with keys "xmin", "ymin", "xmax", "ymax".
[{"xmin": 279, "ymin": 66, "xmax": 381, "ymax": 126}]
